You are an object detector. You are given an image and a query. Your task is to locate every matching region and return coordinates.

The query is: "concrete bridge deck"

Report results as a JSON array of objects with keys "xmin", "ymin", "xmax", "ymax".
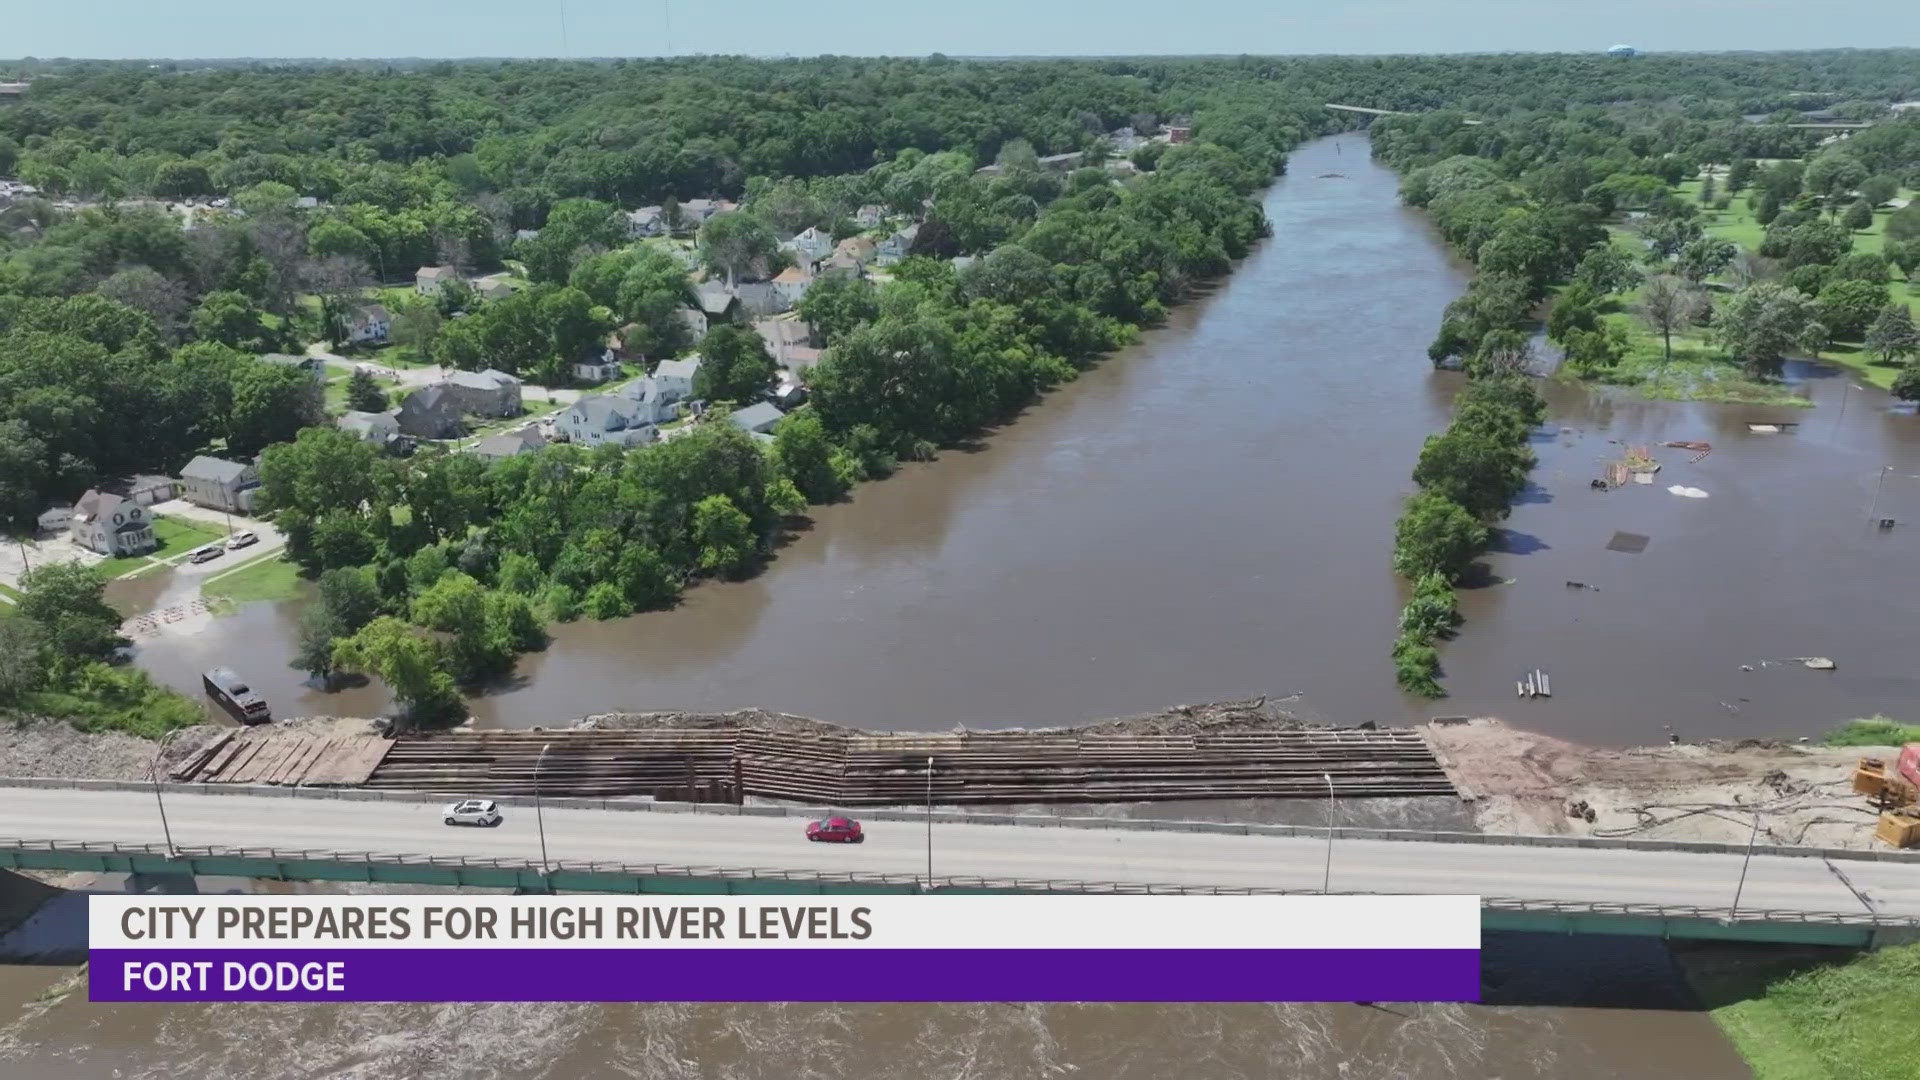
[{"xmin": 1, "ymin": 785, "xmax": 1915, "ymax": 945}]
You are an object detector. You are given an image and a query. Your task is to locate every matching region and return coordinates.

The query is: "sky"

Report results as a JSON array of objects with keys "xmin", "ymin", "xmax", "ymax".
[{"xmin": 8, "ymin": 0, "xmax": 1920, "ymax": 60}]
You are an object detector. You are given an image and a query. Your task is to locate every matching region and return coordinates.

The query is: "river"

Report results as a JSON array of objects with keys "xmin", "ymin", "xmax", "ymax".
[
  {"xmin": 15, "ymin": 130, "xmax": 1854, "ymax": 1078},
  {"xmin": 120, "ymin": 132, "xmax": 1920, "ymax": 744}
]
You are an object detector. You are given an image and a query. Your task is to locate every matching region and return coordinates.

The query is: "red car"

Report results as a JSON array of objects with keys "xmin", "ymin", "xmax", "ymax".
[{"xmin": 806, "ymin": 816, "xmax": 864, "ymax": 843}]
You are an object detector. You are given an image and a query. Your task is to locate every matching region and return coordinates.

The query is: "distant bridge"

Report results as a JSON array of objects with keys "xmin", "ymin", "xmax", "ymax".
[{"xmin": 1326, "ymin": 103, "xmax": 1483, "ymax": 126}]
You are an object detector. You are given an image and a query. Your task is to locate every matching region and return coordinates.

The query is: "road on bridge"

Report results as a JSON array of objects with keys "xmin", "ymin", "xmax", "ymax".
[{"xmin": 2, "ymin": 787, "xmax": 1915, "ymax": 917}]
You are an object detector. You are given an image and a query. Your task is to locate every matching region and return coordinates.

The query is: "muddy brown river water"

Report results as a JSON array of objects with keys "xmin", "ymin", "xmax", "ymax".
[
  {"xmin": 118, "ymin": 134, "xmax": 1920, "ymax": 745},
  {"xmin": 17, "ymin": 131, "xmax": 1881, "ymax": 1076}
]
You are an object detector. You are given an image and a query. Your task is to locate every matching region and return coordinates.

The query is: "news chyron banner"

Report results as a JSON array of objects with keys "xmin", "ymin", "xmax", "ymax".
[{"xmin": 92, "ymin": 894, "xmax": 1480, "ymax": 1002}]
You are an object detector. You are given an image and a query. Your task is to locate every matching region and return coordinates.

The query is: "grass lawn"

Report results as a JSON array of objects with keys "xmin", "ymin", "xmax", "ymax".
[
  {"xmin": 0, "ymin": 581, "xmax": 20, "ymax": 602},
  {"xmin": 201, "ymin": 554, "xmax": 303, "ymax": 605},
  {"xmin": 100, "ymin": 514, "xmax": 231, "ymax": 576},
  {"xmin": 1683, "ymin": 944, "xmax": 1920, "ymax": 1080}
]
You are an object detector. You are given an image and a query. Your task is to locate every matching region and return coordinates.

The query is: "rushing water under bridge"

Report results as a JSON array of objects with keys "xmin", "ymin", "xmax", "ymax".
[{"xmin": 2, "ymin": 784, "xmax": 1915, "ymax": 947}]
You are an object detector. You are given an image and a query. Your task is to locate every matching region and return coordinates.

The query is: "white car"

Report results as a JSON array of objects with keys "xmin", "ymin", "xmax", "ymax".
[{"xmin": 442, "ymin": 799, "xmax": 502, "ymax": 827}]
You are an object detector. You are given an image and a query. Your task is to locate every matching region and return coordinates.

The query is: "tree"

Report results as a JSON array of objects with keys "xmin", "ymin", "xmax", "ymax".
[
  {"xmin": 257, "ymin": 426, "xmax": 383, "ymax": 516},
  {"xmin": 1842, "ymin": 199, "xmax": 1874, "ymax": 232},
  {"xmin": 1815, "ymin": 279, "xmax": 1889, "ymax": 342},
  {"xmin": 316, "ymin": 566, "xmax": 383, "ymax": 632},
  {"xmin": 1411, "ymin": 428, "xmax": 1535, "ymax": 521},
  {"xmin": 227, "ymin": 360, "xmax": 324, "ymax": 457},
  {"xmin": 332, "ymin": 616, "xmax": 466, "ymax": 724},
  {"xmin": 1635, "ymin": 275, "xmax": 1700, "ymax": 364},
  {"xmin": 0, "ymin": 617, "xmax": 44, "ymax": 701},
  {"xmin": 1571, "ymin": 246, "xmax": 1639, "ymax": 295},
  {"xmin": 292, "ymin": 606, "xmax": 344, "ymax": 685},
  {"xmin": 796, "ymin": 275, "xmax": 880, "ymax": 346},
  {"xmin": 1726, "ymin": 158, "xmax": 1755, "ymax": 193},
  {"xmin": 1860, "ymin": 174, "xmax": 1900, "ymax": 209},
  {"xmin": 190, "ymin": 290, "xmax": 277, "ymax": 353},
  {"xmin": 691, "ymin": 494, "xmax": 756, "ymax": 578},
  {"xmin": 1392, "ymin": 492, "xmax": 1489, "ymax": 581},
  {"xmin": 693, "ymin": 324, "xmax": 777, "ymax": 404},
  {"xmin": 771, "ymin": 410, "xmax": 847, "ymax": 504},
  {"xmin": 1715, "ymin": 282, "xmax": 1827, "ymax": 377},
  {"xmin": 1864, "ymin": 305, "xmax": 1920, "ymax": 365},
  {"xmin": 16, "ymin": 561, "xmax": 126, "ymax": 663},
  {"xmin": 1893, "ymin": 365, "xmax": 1920, "ymax": 403},
  {"xmin": 346, "ymin": 368, "xmax": 387, "ymax": 412},
  {"xmin": 391, "ymin": 296, "xmax": 443, "ymax": 361},
  {"xmin": 97, "ymin": 267, "xmax": 191, "ymax": 341},
  {"xmin": 538, "ymin": 286, "xmax": 610, "ymax": 384},
  {"xmin": 697, "ymin": 211, "xmax": 776, "ymax": 287},
  {"xmin": 302, "ymin": 254, "xmax": 374, "ymax": 347},
  {"xmin": 1697, "ymin": 175, "xmax": 1716, "ymax": 204},
  {"xmin": 1675, "ymin": 237, "xmax": 1736, "ymax": 285}
]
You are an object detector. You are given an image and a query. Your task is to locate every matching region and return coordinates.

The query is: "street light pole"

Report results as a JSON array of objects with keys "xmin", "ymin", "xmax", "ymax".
[
  {"xmin": 535, "ymin": 741, "xmax": 553, "ymax": 891},
  {"xmin": 1322, "ymin": 772, "xmax": 1335, "ymax": 895},
  {"xmin": 924, "ymin": 755, "xmax": 935, "ymax": 889},
  {"xmin": 1866, "ymin": 465, "xmax": 1893, "ymax": 524},
  {"xmin": 148, "ymin": 728, "xmax": 187, "ymax": 857},
  {"xmin": 1728, "ymin": 810, "xmax": 1761, "ymax": 923}
]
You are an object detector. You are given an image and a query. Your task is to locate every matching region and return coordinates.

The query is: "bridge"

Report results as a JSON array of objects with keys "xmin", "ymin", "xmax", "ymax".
[
  {"xmin": 1326, "ymin": 104, "xmax": 1484, "ymax": 126},
  {"xmin": 1, "ymin": 785, "xmax": 1915, "ymax": 947}
]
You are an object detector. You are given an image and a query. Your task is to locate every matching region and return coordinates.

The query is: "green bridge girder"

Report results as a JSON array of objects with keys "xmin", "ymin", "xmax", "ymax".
[{"xmin": 5, "ymin": 844, "xmax": 1911, "ymax": 948}]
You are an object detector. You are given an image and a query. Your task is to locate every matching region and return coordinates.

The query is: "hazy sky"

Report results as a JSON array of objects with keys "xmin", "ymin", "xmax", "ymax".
[{"xmin": 9, "ymin": 0, "xmax": 1920, "ymax": 59}]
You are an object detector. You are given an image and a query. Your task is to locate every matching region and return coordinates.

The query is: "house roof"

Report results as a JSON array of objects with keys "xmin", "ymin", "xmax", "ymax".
[
  {"xmin": 695, "ymin": 281, "xmax": 737, "ymax": 315},
  {"xmin": 728, "ymin": 401, "xmax": 786, "ymax": 431},
  {"xmin": 258, "ymin": 352, "xmax": 313, "ymax": 367},
  {"xmin": 74, "ymin": 488, "xmax": 136, "ymax": 523},
  {"xmin": 754, "ymin": 318, "xmax": 811, "ymax": 347},
  {"xmin": 352, "ymin": 303, "xmax": 390, "ymax": 323},
  {"xmin": 338, "ymin": 410, "xmax": 398, "ymax": 438},
  {"xmin": 181, "ymin": 455, "xmax": 252, "ymax": 484},
  {"xmin": 417, "ymin": 265, "xmax": 458, "ymax": 281},
  {"xmin": 654, "ymin": 357, "xmax": 702, "ymax": 382},
  {"xmin": 448, "ymin": 369, "xmax": 519, "ymax": 391},
  {"xmin": 773, "ymin": 266, "xmax": 811, "ymax": 284},
  {"xmin": 474, "ymin": 428, "xmax": 546, "ymax": 457},
  {"xmin": 835, "ymin": 237, "xmax": 876, "ymax": 257},
  {"xmin": 570, "ymin": 395, "xmax": 647, "ymax": 430},
  {"xmin": 403, "ymin": 385, "xmax": 458, "ymax": 413}
]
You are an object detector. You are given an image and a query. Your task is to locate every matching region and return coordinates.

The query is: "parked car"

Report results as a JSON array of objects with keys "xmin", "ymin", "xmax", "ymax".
[
  {"xmin": 202, "ymin": 666, "xmax": 272, "ymax": 725},
  {"xmin": 805, "ymin": 816, "xmax": 864, "ymax": 843},
  {"xmin": 443, "ymin": 799, "xmax": 502, "ymax": 827},
  {"xmin": 226, "ymin": 530, "xmax": 258, "ymax": 550},
  {"xmin": 188, "ymin": 545, "xmax": 224, "ymax": 564}
]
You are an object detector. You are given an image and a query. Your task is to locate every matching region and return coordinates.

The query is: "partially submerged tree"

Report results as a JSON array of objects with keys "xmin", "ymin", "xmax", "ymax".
[{"xmin": 1635, "ymin": 275, "xmax": 1701, "ymax": 364}]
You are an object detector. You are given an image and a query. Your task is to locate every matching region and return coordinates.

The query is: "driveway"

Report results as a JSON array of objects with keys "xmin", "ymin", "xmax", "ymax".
[
  {"xmin": 305, "ymin": 343, "xmax": 581, "ymax": 405},
  {"xmin": 144, "ymin": 500, "xmax": 286, "ymax": 580}
]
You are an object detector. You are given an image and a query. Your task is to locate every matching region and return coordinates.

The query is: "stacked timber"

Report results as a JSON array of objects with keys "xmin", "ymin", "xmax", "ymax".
[
  {"xmin": 363, "ymin": 729, "xmax": 736, "ymax": 797},
  {"xmin": 169, "ymin": 729, "xmax": 392, "ymax": 787},
  {"xmin": 734, "ymin": 728, "xmax": 1454, "ymax": 805}
]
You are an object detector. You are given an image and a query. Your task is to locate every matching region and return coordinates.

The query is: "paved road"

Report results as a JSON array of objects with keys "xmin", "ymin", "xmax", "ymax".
[{"xmin": 3, "ymin": 789, "xmax": 1915, "ymax": 917}]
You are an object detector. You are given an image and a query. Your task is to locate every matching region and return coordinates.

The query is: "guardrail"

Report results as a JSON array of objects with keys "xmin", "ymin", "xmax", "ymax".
[
  {"xmin": 3, "ymin": 836, "xmax": 1913, "ymax": 931},
  {"xmin": 5, "ymin": 774, "xmax": 1919, "ymax": 865}
]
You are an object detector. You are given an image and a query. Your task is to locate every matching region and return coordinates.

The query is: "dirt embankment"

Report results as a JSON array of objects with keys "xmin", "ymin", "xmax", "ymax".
[
  {"xmin": 1429, "ymin": 719, "xmax": 1893, "ymax": 849},
  {"xmin": 570, "ymin": 696, "xmax": 1317, "ymax": 737}
]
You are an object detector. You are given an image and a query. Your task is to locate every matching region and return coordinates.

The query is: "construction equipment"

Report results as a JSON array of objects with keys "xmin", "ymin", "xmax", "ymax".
[{"xmin": 1876, "ymin": 809, "xmax": 1920, "ymax": 849}]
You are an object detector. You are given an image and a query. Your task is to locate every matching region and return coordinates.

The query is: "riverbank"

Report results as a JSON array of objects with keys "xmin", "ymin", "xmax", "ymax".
[{"xmin": 1677, "ymin": 941, "xmax": 1920, "ymax": 1080}]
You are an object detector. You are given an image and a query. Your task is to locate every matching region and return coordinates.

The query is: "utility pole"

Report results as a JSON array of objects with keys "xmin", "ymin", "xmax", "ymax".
[
  {"xmin": 535, "ymin": 741, "xmax": 553, "ymax": 891},
  {"xmin": 924, "ymin": 755, "xmax": 935, "ymax": 889},
  {"xmin": 1322, "ymin": 772, "xmax": 1335, "ymax": 895},
  {"xmin": 1728, "ymin": 810, "xmax": 1761, "ymax": 923},
  {"xmin": 149, "ymin": 728, "xmax": 188, "ymax": 857},
  {"xmin": 1866, "ymin": 465, "xmax": 1893, "ymax": 524},
  {"xmin": 1834, "ymin": 382, "xmax": 1866, "ymax": 438}
]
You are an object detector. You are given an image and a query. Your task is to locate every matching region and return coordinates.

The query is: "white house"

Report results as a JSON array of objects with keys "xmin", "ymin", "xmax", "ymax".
[
  {"xmin": 259, "ymin": 352, "xmax": 326, "ymax": 381},
  {"xmin": 573, "ymin": 347, "xmax": 622, "ymax": 384},
  {"xmin": 677, "ymin": 308, "xmax": 709, "ymax": 341},
  {"xmin": 855, "ymin": 204, "xmax": 887, "ymax": 229},
  {"xmin": 344, "ymin": 303, "xmax": 391, "ymax": 345},
  {"xmin": 780, "ymin": 226, "xmax": 833, "ymax": 266},
  {"xmin": 337, "ymin": 410, "xmax": 401, "ymax": 447},
  {"xmin": 772, "ymin": 265, "xmax": 813, "ymax": 308},
  {"xmin": 627, "ymin": 206, "xmax": 665, "ymax": 237},
  {"xmin": 70, "ymin": 489, "xmax": 156, "ymax": 556},
  {"xmin": 178, "ymin": 455, "xmax": 260, "ymax": 514},
  {"xmin": 618, "ymin": 377, "xmax": 680, "ymax": 424},
  {"xmin": 557, "ymin": 396, "xmax": 658, "ymax": 448},
  {"xmin": 876, "ymin": 223, "xmax": 920, "ymax": 265},
  {"xmin": 415, "ymin": 265, "xmax": 460, "ymax": 295},
  {"xmin": 652, "ymin": 357, "xmax": 703, "ymax": 402}
]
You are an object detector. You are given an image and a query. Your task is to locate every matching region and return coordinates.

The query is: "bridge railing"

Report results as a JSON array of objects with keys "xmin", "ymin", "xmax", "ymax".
[{"xmin": 3, "ymin": 836, "xmax": 1914, "ymax": 929}]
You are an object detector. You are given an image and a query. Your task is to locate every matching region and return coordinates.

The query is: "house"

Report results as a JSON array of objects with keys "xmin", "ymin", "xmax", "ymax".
[
  {"xmin": 396, "ymin": 386, "xmax": 464, "ymax": 440},
  {"xmin": 557, "ymin": 396, "xmax": 657, "ymax": 448},
  {"xmin": 677, "ymin": 307, "xmax": 709, "ymax": 341},
  {"xmin": 617, "ymin": 377, "xmax": 680, "ymax": 424},
  {"xmin": 855, "ymin": 204, "xmax": 887, "ymax": 229},
  {"xmin": 833, "ymin": 236, "xmax": 877, "ymax": 265},
  {"xmin": 782, "ymin": 345, "xmax": 824, "ymax": 370},
  {"xmin": 178, "ymin": 455, "xmax": 260, "ymax": 514},
  {"xmin": 679, "ymin": 198, "xmax": 724, "ymax": 227},
  {"xmin": 627, "ymin": 206, "xmax": 665, "ymax": 238},
  {"xmin": 651, "ymin": 357, "xmax": 703, "ymax": 401},
  {"xmin": 877, "ymin": 223, "xmax": 920, "ymax": 265},
  {"xmin": 415, "ymin": 265, "xmax": 460, "ymax": 295},
  {"xmin": 514, "ymin": 228, "xmax": 541, "ymax": 242},
  {"xmin": 754, "ymin": 318, "xmax": 816, "ymax": 364},
  {"xmin": 471, "ymin": 426, "xmax": 548, "ymax": 462},
  {"xmin": 1108, "ymin": 126, "xmax": 1141, "ymax": 153},
  {"xmin": 259, "ymin": 352, "xmax": 326, "ymax": 380},
  {"xmin": 477, "ymin": 279, "xmax": 516, "ymax": 302},
  {"xmin": 69, "ymin": 489, "xmax": 156, "ymax": 556},
  {"xmin": 35, "ymin": 505, "xmax": 72, "ymax": 536},
  {"xmin": 444, "ymin": 369, "xmax": 522, "ymax": 417},
  {"xmin": 772, "ymin": 265, "xmax": 813, "ymax": 308},
  {"xmin": 344, "ymin": 303, "xmax": 391, "ymax": 345},
  {"xmin": 102, "ymin": 475, "xmax": 179, "ymax": 506},
  {"xmin": 293, "ymin": 195, "xmax": 321, "ymax": 210},
  {"xmin": 733, "ymin": 282, "xmax": 783, "ymax": 318},
  {"xmin": 1166, "ymin": 125, "xmax": 1192, "ymax": 144},
  {"xmin": 1037, "ymin": 151, "xmax": 1085, "ymax": 172},
  {"xmin": 573, "ymin": 346, "xmax": 622, "ymax": 384},
  {"xmin": 727, "ymin": 401, "xmax": 785, "ymax": 435},
  {"xmin": 950, "ymin": 255, "xmax": 979, "ymax": 273},
  {"xmin": 780, "ymin": 226, "xmax": 833, "ymax": 266},
  {"xmin": 768, "ymin": 374, "xmax": 808, "ymax": 410},
  {"xmin": 695, "ymin": 280, "xmax": 740, "ymax": 322},
  {"xmin": 337, "ymin": 410, "xmax": 401, "ymax": 447}
]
